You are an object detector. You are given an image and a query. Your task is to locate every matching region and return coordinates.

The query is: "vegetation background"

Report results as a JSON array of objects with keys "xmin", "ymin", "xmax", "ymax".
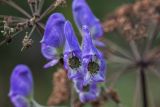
[{"xmin": 0, "ymin": 0, "xmax": 160, "ymax": 107}]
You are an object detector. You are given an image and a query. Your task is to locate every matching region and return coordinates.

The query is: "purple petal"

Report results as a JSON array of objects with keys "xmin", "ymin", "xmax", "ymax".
[
  {"xmin": 41, "ymin": 43, "xmax": 58, "ymax": 60},
  {"xmin": 79, "ymin": 92, "xmax": 97, "ymax": 103},
  {"xmin": 63, "ymin": 21, "xmax": 83, "ymax": 79},
  {"xmin": 9, "ymin": 65, "xmax": 33, "ymax": 97},
  {"xmin": 82, "ymin": 26, "xmax": 106, "ymax": 83},
  {"xmin": 10, "ymin": 95, "xmax": 30, "ymax": 107},
  {"xmin": 41, "ymin": 13, "xmax": 66, "ymax": 48},
  {"xmin": 73, "ymin": 76, "xmax": 84, "ymax": 93},
  {"xmin": 93, "ymin": 39, "xmax": 105, "ymax": 47},
  {"xmin": 64, "ymin": 21, "xmax": 81, "ymax": 52},
  {"xmin": 44, "ymin": 59, "xmax": 59, "ymax": 68},
  {"xmin": 78, "ymin": 83, "xmax": 100, "ymax": 103},
  {"xmin": 82, "ymin": 26, "xmax": 98, "ymax": 57},
  {"xmin": 72, "ymin": 0, "xmax": 103, "ymax": 38}
]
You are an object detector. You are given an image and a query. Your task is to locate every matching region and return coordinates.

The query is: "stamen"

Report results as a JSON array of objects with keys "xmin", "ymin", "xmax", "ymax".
[
  {"xmin": 69, "ymin": 56, "xmax": 81, "ymax": 69},
  {"xmin": 88, "ymin": 61, "xmax": 99, "ymax": 74},
  {"xmin": 83, "ymin": 84, "xmax": 90, "ymax": 92}
]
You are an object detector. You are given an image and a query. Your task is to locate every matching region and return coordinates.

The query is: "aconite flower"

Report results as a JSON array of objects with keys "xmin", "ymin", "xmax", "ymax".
[
  {"xmin": 41, "ymin": 13, "xmax": 66, "ymax": 48},
  {"xmin": 78, "ymin": 82, "xmax": 100, "ymax": 103},
  {"xmin": 41, "ymin": 43, "xmax": 60, "ymax": 68},
  {"xmin": 10, "ymin": 95, "xmax": 30, "ymax": 107},
  {"xmin": 82, "ymin": 26, "xmax": 106, "ymax": 83},
  {"xmin": 41, "ymin": 13, "xmax": 66, "ymax": 68},
  {"xmin": 9, "ymin": 64, "xmax": 33, "ymax": 97},
  {"xmin": 9, "ymin": 64, "xmax": 33, "ymax": 107},
  {"xmin": 72, "ymin": 0, "xmax": 104, "ymax": 46},
  {"xmin": 63, "ymin": 21, "xmax": 83, "ymax": 79},
  {"xmin": 73, "ymin": 74, "xmax": 100, "ymax": 103}
]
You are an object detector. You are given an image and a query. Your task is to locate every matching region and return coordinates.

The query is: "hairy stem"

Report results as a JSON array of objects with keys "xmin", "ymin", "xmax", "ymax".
[{"xmin": 140, "ymin": 67, "xmax": 148, "ymax": 107}]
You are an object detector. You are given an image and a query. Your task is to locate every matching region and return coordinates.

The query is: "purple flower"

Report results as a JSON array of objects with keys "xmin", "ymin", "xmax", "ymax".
[
  {"xmin": 72, "ymin": 0, "xmax": 103, "ymax": 39},
  {"xmin": 41, "ymin": 13, "xmax": 66, "ymax": 68},
  {"xmin": 73, "ymin": 75, "xmax": 84, "ymax": 93},
  {"xmin": 82, "ymin": 26, "xmax": 106, "ymax": 83},
  {"xmin": 63, "ymin": 21, "xmax": 83, "ymax": 79},
  {"xmin": 41, "ymin": 43, "xmax": 59, "ymax": 68},
  {"xmin": 73, "ymin": 75, "xmax": 100, "ymax": 102},
  {"xmin": 41, "ymin": 13, "xmax": 66, "ymax": 48},
  {"xmin": 9, "ymin": 64, "xmax": 33, "ymax": 97},
  {"xmin": 10, "ymin": 95, "xmax": 30, "ymax": 107}
]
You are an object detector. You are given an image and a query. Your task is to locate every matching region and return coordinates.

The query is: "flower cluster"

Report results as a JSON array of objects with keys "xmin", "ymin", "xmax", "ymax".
[{"xmin": 41, "ymin": 0, "xmax": 106, "ymax": 103}]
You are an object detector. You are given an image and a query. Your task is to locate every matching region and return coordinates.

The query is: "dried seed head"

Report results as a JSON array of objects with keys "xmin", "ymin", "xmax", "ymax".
[
  {"xmin": 91, "ymin": 100, "xmax": 104, "ymax": 107},
  {"xmin": 73, "ymin": 98, "xmax": 85, "ymax": 107},
  {"xmin": 106, "ymin": 87, "xmax": 120, "ymax": 104},
  {"xmin": 47, "ymin": 69, "xmax": 69, "ymax": 106},
  {"xmin": 21, "ymin": 32, "xmax": 33, "ymax": 51},
  {"xmin": 4, "ymin": 16, "xmax": 13, "ymax": 26},
  {"xmin": 27, "ymin": 0, "xmax": 36, "ymax": 4},
  {"xmin": 103, "ymin": 0, "xmax": 160, "ymax": 41}
]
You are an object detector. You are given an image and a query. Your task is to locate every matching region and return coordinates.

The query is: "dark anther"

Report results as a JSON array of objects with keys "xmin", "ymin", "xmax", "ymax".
[
  {"xmin": 83, "ymin": 85, "xmax": 90, "ymax": 92},
  {"xmin": 88, "ymin": 61, "xmax": 99, "ymax": 74},
  {"xmin": 69, "ymin": 56, "xmax": 81, "ymax": 69}
]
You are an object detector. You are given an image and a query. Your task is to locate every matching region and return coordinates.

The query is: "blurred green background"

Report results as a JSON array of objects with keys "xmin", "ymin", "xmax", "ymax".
[{"xmin": 0, "ymin": 0, "xmax": 160, "ymax": 107}]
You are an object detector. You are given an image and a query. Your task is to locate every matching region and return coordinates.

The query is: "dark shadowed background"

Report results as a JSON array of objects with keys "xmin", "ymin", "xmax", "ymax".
[{"xmin": 1, "ymin": 0, "xmax": 160, "ymax": 107}]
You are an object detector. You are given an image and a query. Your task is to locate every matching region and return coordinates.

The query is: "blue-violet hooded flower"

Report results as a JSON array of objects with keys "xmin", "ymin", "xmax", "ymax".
[
  {"xmin": 72, "ymin": 0, "xmax": 103, "ymax": 39},
  {"xmin": 41, "ymin": 43, "xmax": 60, "ymax": 68},
  {"xmin": 78, "ymin": 82, "xmax": 100, "ymax": 103},
  {"xmin": 9, "ymin": 64, "xmax": 33, "ymax": 97},
  {"xmin": 63, "ymin": 21, "xmax": 83, "ymax": 79},
  {"xmin": 10, "ymin": 95, "xmax": 30, "ymax": 107},
  {"xmin": 82, "ymin": 26, "xmax": 106, "ymax": 83},
  {"xmin": 41, "ymin": 13, "xmax": 66, "ymax": 48},
  {"xmin": 41, "ymin": 13, "xmax": 66, "ymax": 68}
]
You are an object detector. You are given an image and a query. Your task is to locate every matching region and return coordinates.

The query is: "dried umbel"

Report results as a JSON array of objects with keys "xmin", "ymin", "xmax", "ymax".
[
  {"xmin": 47, "ymin": 69, "xmax": 69, "ymax": 106},
  {"xmin": 102, "ymin": 0, "xmax": 160, "ymax": 107},
  {"xmin": 0, "ymin": 0, "xmax": 66, "ymax": 48},
  {"xmin": 103, "ymin": 0, "xmax": 160, "ymax": 41},
  {"xmin": 21, "ymin": 32, "xmax": 34, "ymax": 51}
]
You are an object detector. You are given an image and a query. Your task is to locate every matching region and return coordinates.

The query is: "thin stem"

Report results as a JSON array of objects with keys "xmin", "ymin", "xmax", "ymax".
[
  {"xmin": 140, "ymin": 67, "xmax": 148, "ymax": 107},
  {"xmin": 37, "ymin": 0, "xmax": 44, "ymax": 14},
  {"xmin": 39, "ymin": 1, "xmax": 62, "ymax": 21},
  {"xmin": 129, "ymin": 40, "xmax": 141, "ymax": 61},
  {"xmin": 29, "ymin": 4, "xmax": 34, "ymax": 15},
  {"xmin": 106, "ymin": 39, "xmax": 133, "ymax": 60},
  {"xmin": 28, "ymin": 25, "xmax": 36, "ymax": 38},
  {"xmin": 0, "ymin": 15, "xmax": 27, "ymax": 21},
  {"xmin": 133, "ymin": 69, "xmax": 141, "ymax": 107},
  {"xmin": 37, "ymin": 22, "xmax": 45, "ymax": 30},
  {"xmin": 3, "ymin": 0, "xmax": 31, "ymax": 18},
  {"xmin": 35, "ymin": 0, "xmax": 38, "ymax": 13},
  {"xmin": 108, "ymin": 53, "xmax": 133, "ymax": 64},
  {"xmin": 145, "ymin": 70, "xmax": 156, "ymax": 107},
  {"xmin": 145, "ymin": 22, "xmax": 159, "ymax": 53},
  {"xmin": 0, "ymin": 30, "xmax": 22, "ymax": 46},
  {"xmin": 109, "ymin": 66, "xmax": 129, "ymax": 87},
  {"xmin": 148, "ymin": 66, "xmax": 160, "ymax": 79}
]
